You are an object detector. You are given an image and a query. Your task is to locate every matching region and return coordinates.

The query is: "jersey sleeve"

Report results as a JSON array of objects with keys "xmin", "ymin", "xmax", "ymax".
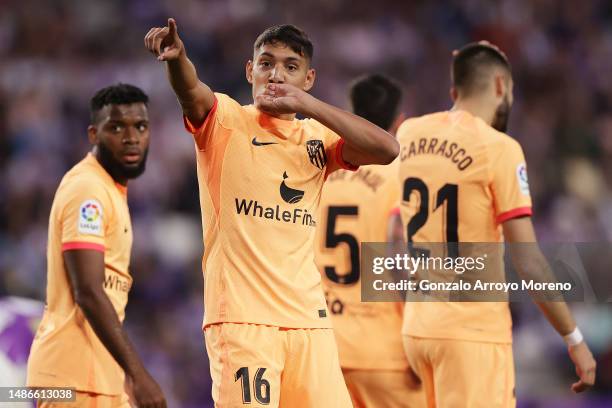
[
  {"xmin": 183, "ymin": 93, "xmax": 244, "ymax": 151},
  {"xmin": 320, "ymin": 125, "xmax": 359, "ymax": 178},
  {"xmin": 325, "ymin": 138, "xmax": 359, "ymax": 177},
  {"xmin": 59, "ymin": 179, "xmax": 112, "ymax": 252},
  {"xmin": 489, "ymin": 138, "xmax": 533, "ymax": 224}
]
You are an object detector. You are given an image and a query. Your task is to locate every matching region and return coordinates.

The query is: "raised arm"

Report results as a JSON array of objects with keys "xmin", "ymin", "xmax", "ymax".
[
  {"xmin": 503, "ymin": 217, "xmax": 596, "ymax": 393},
  {"xmin": 257, "ymin": 83, "xmax": 399, "ymax": 166},
  {"xmin": 307, "ymin": 97, "xmax": 399, "ymax": 166},
  {"xmin": 144, "ymin": 18, "xmax": 215, "ymax": 128},
  {"xmin": 64, "ymin": 249, "xmax": 166, "ymax": 408}
]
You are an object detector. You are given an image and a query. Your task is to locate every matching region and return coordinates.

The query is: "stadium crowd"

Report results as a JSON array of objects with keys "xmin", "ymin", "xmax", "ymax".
[{"xmin": 1, "ymin": 0, "xmax": 611, "ymax": 406}]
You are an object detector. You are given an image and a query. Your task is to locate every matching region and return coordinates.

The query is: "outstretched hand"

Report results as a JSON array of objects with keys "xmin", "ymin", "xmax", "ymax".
[{"xmin": 144, "ymin": 18, "xmax": 183, "ymax": 61}]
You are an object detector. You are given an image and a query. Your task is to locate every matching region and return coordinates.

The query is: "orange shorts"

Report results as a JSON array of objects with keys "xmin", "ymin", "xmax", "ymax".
[
  {"xmin": 403, "ymin": 336, "xmax": 515, "ymax": 408},
  {"xmin": 342, "ymin": 368, "xmax": 426, "ymax": 408},
  {"xmin": 204, "ymin": 323, "xmax": 352, "ymax": 407},
  {"xmin": 37, "ymin": 391, "xmax": 131, "ymax": 408}
]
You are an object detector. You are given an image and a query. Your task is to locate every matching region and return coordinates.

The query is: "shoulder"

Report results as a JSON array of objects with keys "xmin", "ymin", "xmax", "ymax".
[
  {"xmin": 396, "ymin": 112, "xmax": 445, "ymax": 142},
  {"xmin": 53, "ymin": 177, "xmax": 113, "ymax": 232},
  {"xmin": 396, "ymin": 117, "xmax": 419, "ymax": 136},
  {"xmin": 300, "ymin": 117, "xmax": 324, "ymax": 132},
  {"xmin": 57, "ymin": 166, "xmax": 112, "ymax": 206},
  {"xmin": 212, "ymin": 92, "xmax": 258, "ymax": 129},
  {"xmin": 477, "ymin": 121, "xmax": 523, "ymax": 155},
  {"xmin": 214, "ymin": 92, "xmax": 240, "ymax": 106},
  {"xmin": 214, "ymin": 92, "xmax": 247, "ymax": 115},
  {"xmin": 301, "ymin": 118, "xmax": 339, "ymax": 145}
]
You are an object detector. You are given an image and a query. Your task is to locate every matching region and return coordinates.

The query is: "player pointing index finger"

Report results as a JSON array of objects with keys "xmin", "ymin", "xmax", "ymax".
[{"xmin": 145, "ymin": 18, "xmax": 399, "ymax": 407}]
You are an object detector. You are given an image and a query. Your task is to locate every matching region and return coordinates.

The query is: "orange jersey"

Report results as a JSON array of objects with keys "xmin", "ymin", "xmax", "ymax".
[
  {"xmin": 184, "ymin": 93, "xmax": 356, "ymax": 329},
  {"xmin": 27, "ymin": 154, "xmax": 133, "ymax": 394},
  {"xmin": 397, "ymin": 110, "xmax": 532, "ymax": 343},
  {"xmin": 315, "ymin": 161, "xmax": 408, "ymax": 370}
]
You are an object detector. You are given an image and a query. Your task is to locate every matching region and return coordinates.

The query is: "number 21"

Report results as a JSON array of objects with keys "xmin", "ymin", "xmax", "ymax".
[{"xmin": 403, "ymin": 177, "xmax": 458, "ymax": 257}]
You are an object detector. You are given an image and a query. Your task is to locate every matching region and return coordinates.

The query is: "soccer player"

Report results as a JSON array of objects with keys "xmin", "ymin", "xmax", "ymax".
[
  {"xmin": 314, "ymin": 74, "xmax": 424, "ymax": 407},
  {"xmin": 394, "ymin": 42, "xmax": 596, "ymax": 407},
  {"xmin": 27, "ymin": 84, "xmax": 166, "ymax": 408},
  {"xmin": 144, "ymin": 19, "xmax": 398, "ymax": 407}
]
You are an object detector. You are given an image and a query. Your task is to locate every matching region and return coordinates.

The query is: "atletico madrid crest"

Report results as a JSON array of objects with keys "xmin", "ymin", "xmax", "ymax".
[{"xmin": 306, "ymin": 140, "xmax": 326, "ymax": 170}]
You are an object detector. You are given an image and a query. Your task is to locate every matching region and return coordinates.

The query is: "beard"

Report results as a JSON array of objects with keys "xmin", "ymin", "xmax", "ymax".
[
  {"xmin": 491, "ymin": 94, "xmax": 511, "ymax": 132},
  {"xmin": 97, "ymin": 142, "xmax": 148, "ymax": 182}
]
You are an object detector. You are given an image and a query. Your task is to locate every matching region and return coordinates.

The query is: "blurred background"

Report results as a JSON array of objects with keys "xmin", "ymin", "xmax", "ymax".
[{"xmin": 1, "ymin": 0, "xmax": 612, "ymax": 406}]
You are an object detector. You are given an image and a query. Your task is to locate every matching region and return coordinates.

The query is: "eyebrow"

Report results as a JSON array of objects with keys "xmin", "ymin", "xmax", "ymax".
[
  {"xmin": 259, "ymin": 52, "xmax": 301, "ymax": 63},
  {"xmin": 106, "ymin": 118, "xmax": 149, "ymax": 124}
]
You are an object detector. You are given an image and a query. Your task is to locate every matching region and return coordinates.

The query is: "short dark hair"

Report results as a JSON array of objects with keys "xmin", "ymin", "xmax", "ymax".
[
  {"xmin": 349, "ymin": 74, "xmax": 402, "ymax": 131},
  {"xmin": 90, "ymin": 83, "xmax": 149, "ymax": 123},
  {"xmin": 452, "ymin": 42, "xmax": 511, "ymax": 96},
  {"xmin": 254, "ymin": 24, "xmax": 313, "ymax": 62}
]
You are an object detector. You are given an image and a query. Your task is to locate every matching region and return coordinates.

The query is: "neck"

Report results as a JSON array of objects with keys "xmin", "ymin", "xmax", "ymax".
[
  {"xmin": 278, "ymin": 113, "xmax": 296, "ymax": 121},
  {"xmin": 114, "ymin": 177, "xmax": 128, "ymax": 187},
  {"xmin": 265, "ymin": 111, "xmax": 296, "ymax": 121},
  {"xmin": 452, "ymin": 97, "xmax": 496, "ymax": 126}
]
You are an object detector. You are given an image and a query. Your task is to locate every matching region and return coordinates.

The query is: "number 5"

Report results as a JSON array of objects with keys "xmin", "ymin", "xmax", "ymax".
[{"xmin": 324, "ymin": 206, "xmax": 359, "ymax": 285}]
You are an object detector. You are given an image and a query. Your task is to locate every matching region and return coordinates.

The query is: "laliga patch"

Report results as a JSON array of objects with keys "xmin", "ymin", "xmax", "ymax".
[
  {"xmin": 516, "ymin": 163, "xmax": 530, "ymax": 196},
  {"xmin": 78, "ymin": 199, "xmax": 103, "ymax": 236}
]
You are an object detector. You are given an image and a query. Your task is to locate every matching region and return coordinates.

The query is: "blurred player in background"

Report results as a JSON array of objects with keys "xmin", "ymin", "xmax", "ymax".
[
  {"xmin": 394, "ymin": 42, "xmax": 596, "ymax": 407},
  {"xmin": 315, "ymin": 74, "xmax": 424, "ymax": 407},
  {"xmin": 26, "ymin": 84, "xmax": 166, "ymax": 408},
  {"xmin": 145, "ymin": 18, "xmax": 398, "ymax": 407}
]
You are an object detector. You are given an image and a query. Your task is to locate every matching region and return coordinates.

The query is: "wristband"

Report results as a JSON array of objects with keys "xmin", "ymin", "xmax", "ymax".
[{"xmin": 563, "ymin": 327, "xmax": 584, "ymax": 346}]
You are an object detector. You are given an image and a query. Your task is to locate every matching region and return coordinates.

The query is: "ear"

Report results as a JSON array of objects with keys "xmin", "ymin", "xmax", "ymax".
[
  {"xmin": 494, "ymin": 75, "xmax": 506, "ymax": 98},
  {"xmin": 450, "ymin": 87, "xmax": 458, "ymax": 102},
  {"xmin": 303, "ymin": 68, "xmax": 316, "ymax": 92},
  {"xmin": 87, "ymin": 124, "xmax": 98, "ymax": 145},
  {"xmin": 246, "ymin": 60, "xmax": 253, "ymax": 84}
]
